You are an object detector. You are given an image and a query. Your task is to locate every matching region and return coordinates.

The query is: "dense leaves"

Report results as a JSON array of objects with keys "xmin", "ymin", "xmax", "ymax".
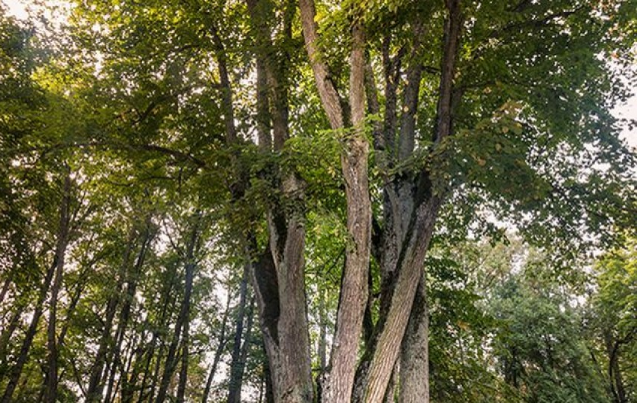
[{"xmin": 0, "ymin": 0, "xmax": 636, "ymax": 402}]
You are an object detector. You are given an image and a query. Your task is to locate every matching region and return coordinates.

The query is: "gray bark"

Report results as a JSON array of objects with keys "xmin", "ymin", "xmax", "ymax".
[
  {"xmin": 399, "ymin": 277, "xmax": 429, "ymax": 403},
  {"xmin": 299, "ymin": 2, "xmax": 371, "ymax": 401}
]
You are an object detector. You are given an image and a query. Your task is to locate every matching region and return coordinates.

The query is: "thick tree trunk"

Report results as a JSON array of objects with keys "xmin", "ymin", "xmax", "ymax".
[
  {"xmin": 259, "ymin": 210, "xmax": 314, "ymax": 403},
  {"xmin": 399, "ymin": 277, "xmax": 429, "ymax": 403},
  {"xmin": 356, "ymin": 1, "xmax": 461, "ymax": 400},
  {"xmin": 359, "ymin": 196, "xmax": 441, "ymax": 403},
  {"xmin": 242, "ymin": 2, "xmax": 314, "ymax": 400},
  {"xmin": 299, "ymin": 2, "xmax": 372, "ymax": 401}
]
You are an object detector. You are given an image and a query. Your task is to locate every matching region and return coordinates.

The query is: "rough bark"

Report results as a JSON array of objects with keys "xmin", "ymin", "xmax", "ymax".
[
  {"xmin": 261, "ymin": 206, "xmax": 314, "ymax": 403},
  {"xmin": 324, "ymin": 21, "xmax": 371, "ymax": 403},
  {"xmin": 298, "ymin": 0, "xmax": 344, "ymax": 130},
  {"xmin": 361, "ymin": 195, "xmax": 441, "ymax": 403},
  {"xmin": 398, "ymin": 277, "xmax": 429, "ymax": 403},
  {"xmin": 242, "ymin": 3, "xmax": 314, "ymax": 401},
  {"xmin": 299, "ymin": 2, "xmax": 372, "ymax": 401},
  {"xmin": 356, "ymin": 2, "xmax": 462, "ymax": 400}
]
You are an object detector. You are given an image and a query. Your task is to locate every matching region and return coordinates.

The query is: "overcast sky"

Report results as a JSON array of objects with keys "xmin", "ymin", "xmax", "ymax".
[{"xmin": 3, "ymin": 0, "xmax": 636, "ymax": 149}]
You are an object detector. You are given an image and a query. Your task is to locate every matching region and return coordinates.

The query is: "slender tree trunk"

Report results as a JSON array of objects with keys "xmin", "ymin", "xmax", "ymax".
[
  {"xmin": 121, "ymin": 330, "xmax": 146, "ymax": 403},
  {"xmin": 606, "ymin": 334, "xmax": 627, "ymax": 403},
  {"xmin": 201, "ymin": 290, "xmax": 232, "ymax": 403},
  {"xmin": 0, "ymin": 302, "xmax": 25, "ymax": 366},
  {"xmin": 317, "ymin": 286, "xmax": 328, "ymax": 400},
  {"xmin": 138, "ymin": 256, "xmax": 179, "ymax": 403},
  {"xmin": 176, "ymin": 270, "xmax": 194, "ymax": 403},
  {"xmin": 145, "ymin": 340, "xmax": 165, "ymax": 403},
  {"xmin": 1, "ymin": 173, "xmax": 73, "ymax": 403},
  {"xmin": 263, "ymin": 343, "xmax": 275, "ymax": 403},
  {"xmin": 154, "ymin": 214, "xmax": 199, "ymax": 403},
  {"xmin": 86, "ymin": 229, "xmax": 137, "ymax": 402},
  {"xmin": 230, "ymin": 298, "xmax": 255, "ymax": 403},
  {"xmin": 44, "ymin": 171, "xmax": 72, "ymax": 403},
  {"xmin": 0, "ymin": 273, "xmax": 13, "ymax": 305},
  {"xmin": 228, "ymin": 265, "xmax": 250, "ymax": 403},
  {"xmin": 57, "ymin": 260, "xmax": 93, "ymax": 349},
  {"xmin": 104, "ymin": 224, "xmax": 152, "ymax": 403},
  {"xmin": 0, "ymin": 260, "xmax": 53, "ymax": 403}
]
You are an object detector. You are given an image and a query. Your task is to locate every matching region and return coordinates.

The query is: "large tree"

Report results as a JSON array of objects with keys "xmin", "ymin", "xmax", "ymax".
[{"xmin": 1, "ymin": 0, "xmax": 636, "ymax": 402}]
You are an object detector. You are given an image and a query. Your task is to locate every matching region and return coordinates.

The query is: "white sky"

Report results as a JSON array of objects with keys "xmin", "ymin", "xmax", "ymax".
[{"xmin": 2, "ymin": 0, "xmax": 637, "ymax": 148}]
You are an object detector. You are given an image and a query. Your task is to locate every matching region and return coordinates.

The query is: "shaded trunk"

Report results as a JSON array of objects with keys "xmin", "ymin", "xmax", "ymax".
[
  {"xmin": 606, "ymin": 334, "xmax": 627, "ymax": 403},
  {"xmin": 44, "ymin": 171, "xmax": 72, "ymax": 403},
  {"xmin": 356, "ymin": 2, "xmax": 461, "ymax": 400},
  {"xmin": 201, "ymin": 291, "xmax": 233, "ymax": 403},
  {"xmin": 176, "ymin": 310, "xmax": 190, "ymax": 403},
  {"xmin": 121, "ymin": 330, "xmax": 147, "ymax": 403},
  {"xmin": 0, "ymin": 261, "xmax": 55, "ymax": 403},
  {"xmin": 0, "ymin": 302, "xmax": 25, "ymax": 366},
  {"xmin": 0, "ymin": 272, "xmax": 13, "ymax": 306},
  {"xmin": 399, "ymin": 277, "xmax": 429, "ymax": 403},
  {"xmin": 229, "ymin": 297, "xmax": 256, "ymax": 403},
  {"xmin": 318, "ymin": 286, "xmax": 328, "ymax": 374},
  {"xmin": 137, "ymin": 257, "xmax": 179, "ymax": 403},
  {"xmin": 383, "ymin": 362, "xmax": 399, "ymax": 403},
  {"xmin": 244, "ymin": 2, "xmax": 314, "ymax": 401},
  {"xmin": 86, "ymin": 228, "xmax": 138, "ymax": 402},
  {"xmin": 154, "ymin": 214, "xmax": 199, "ymax": 403},
  {"xmin": 1, "ymin": 174, "xmax": 73, "ymax": 403},
  {"xmin": 104, "ymin": 225, "xmax": 152, "ymax": 403},
  {"xmin": 228, "ymin": 265, "xmax": 250, "ymax": 403},
  {"xmin": 250, "ymin": 225, "xmax": 313, "ymax": 403}
]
